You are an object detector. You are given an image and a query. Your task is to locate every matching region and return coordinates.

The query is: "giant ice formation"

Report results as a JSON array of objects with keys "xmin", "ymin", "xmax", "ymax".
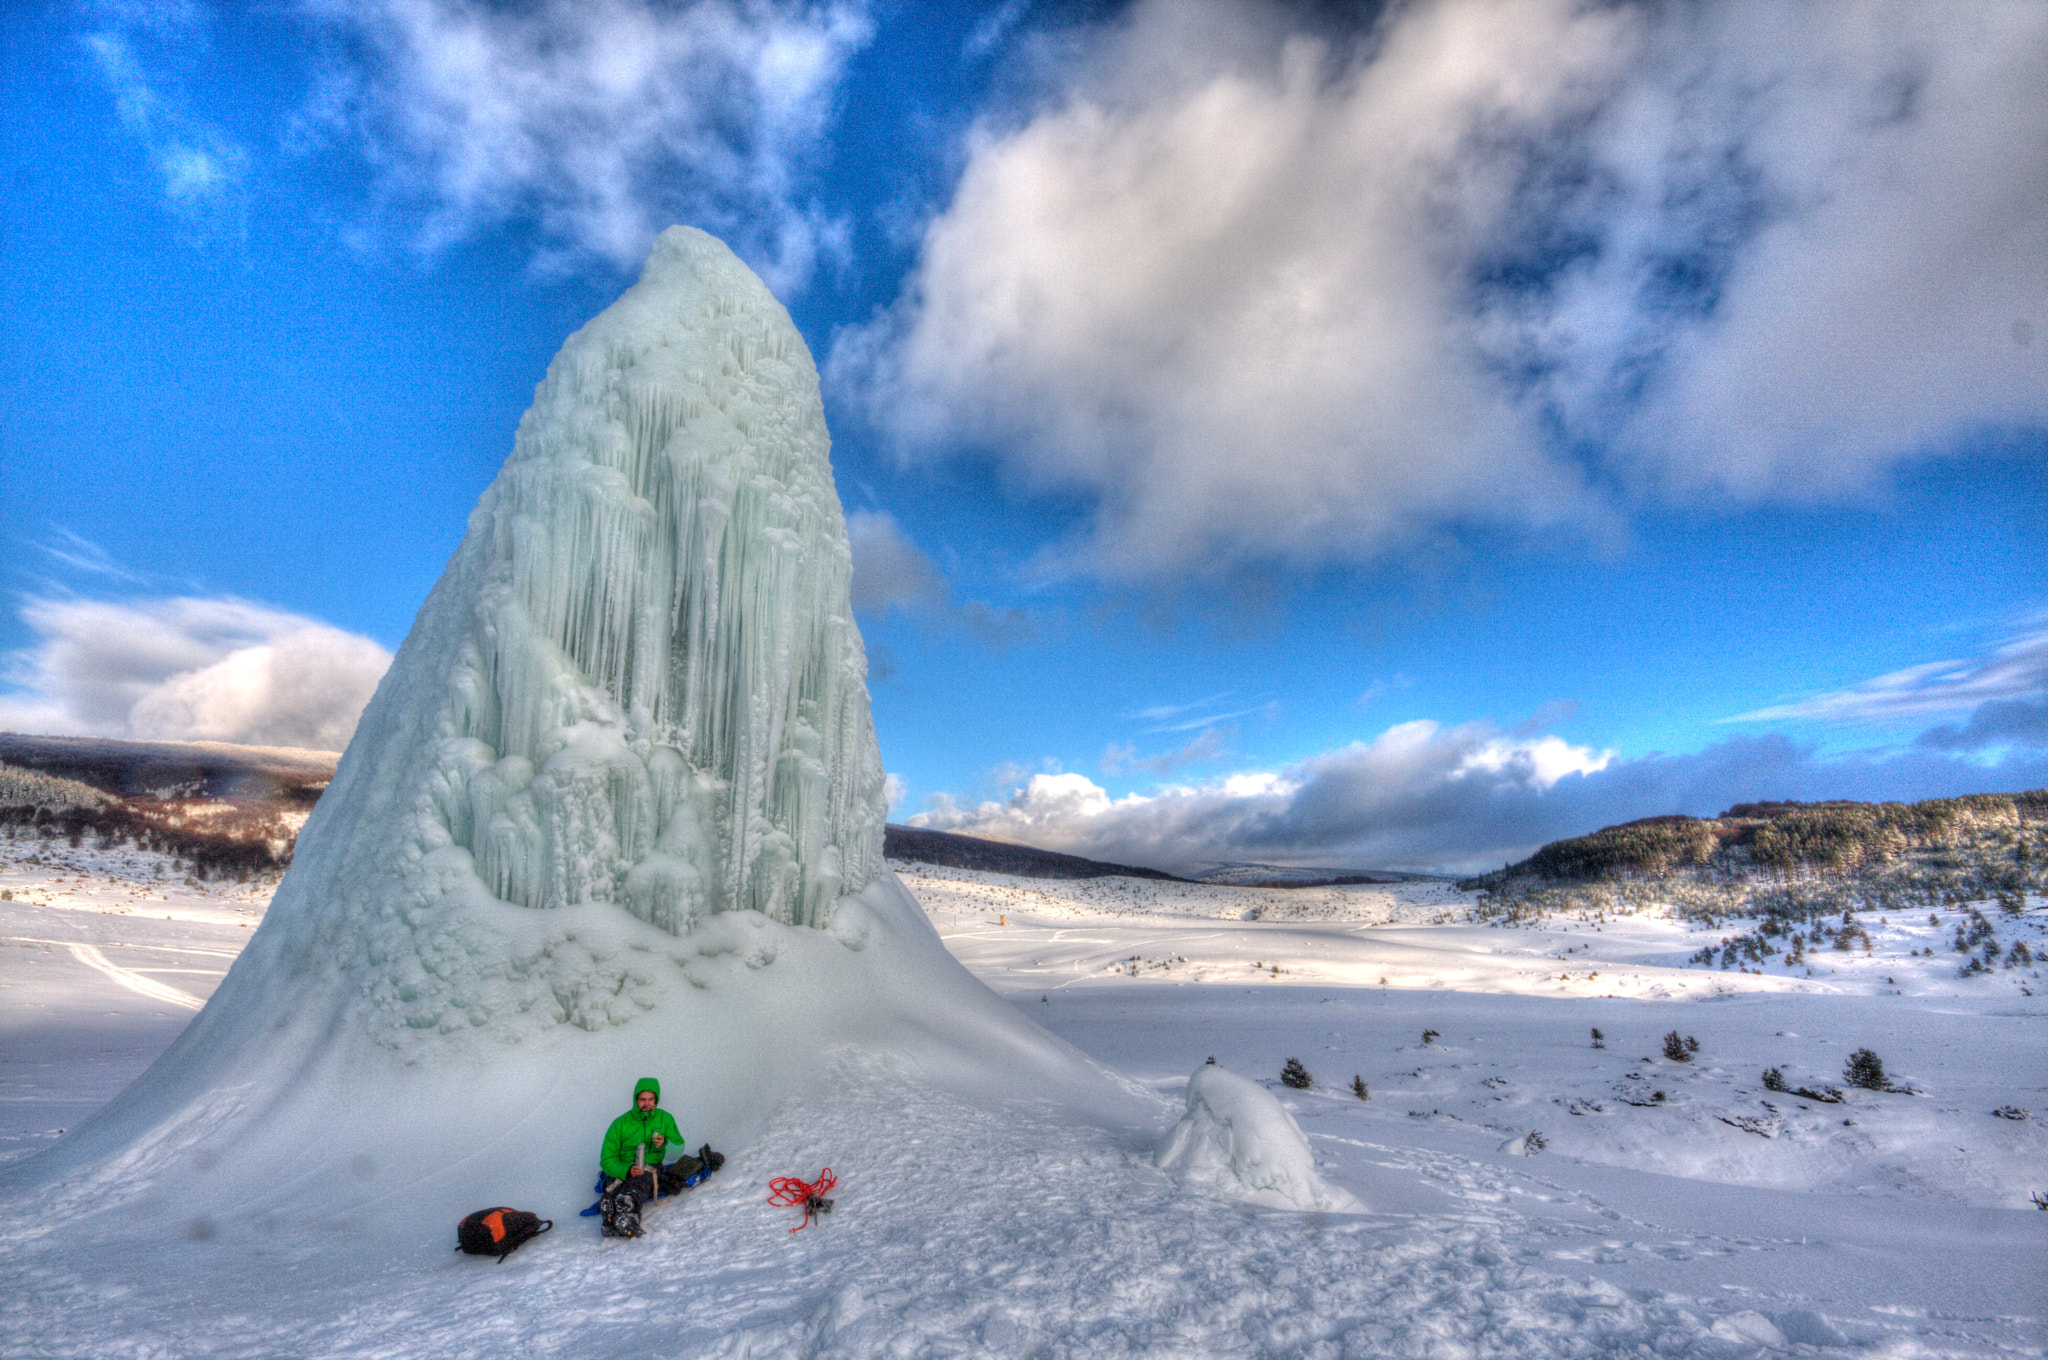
[
  {"xmin": 254, "ymin": 225, "xmax": 891, "ymax": 1050},
  {"xmin": 211, "ymin": 225, "xmax": 894, "ymax": 1053},
  {"xmin": 428, "ymin": 223, "xmax": 887, "ymax": 933},
  {"xmin": 7, "ymin": 229, "xmax": 1141, "ymax": 1235}
]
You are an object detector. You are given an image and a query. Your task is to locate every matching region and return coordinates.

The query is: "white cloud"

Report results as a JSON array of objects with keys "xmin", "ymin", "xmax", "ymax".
[
  {"xmin": 847, "ymin": 509, "xmax": 949, "ymax": 613},
  {"xmin": 834, "ymin": 0, "xmax": 2048, "ymax": 583},
  {"xmin": 297, "ymin": 0, "xmax": 873, "ymax": 286},
  {"xmin": 1728, "ymin": 621, "xmax": 2048, "ymax": 726},
  {"xmin": 846, "ymin": 509, "xmax": 1036, "ymax": 644},
  {"xmin": 910, "ymin": 715, "xmax": 2048, "ymax": 874},
  {"xmin": 0, "ymin": 596, "xmax": 391, "ymax": 753},
  {"xmin": 1100, "ymin": 724, "xmax": 1230, "ymax": 776},
  {"xmin": 83, "ymin": 17, "xmax": 249, "ymax": 239}
]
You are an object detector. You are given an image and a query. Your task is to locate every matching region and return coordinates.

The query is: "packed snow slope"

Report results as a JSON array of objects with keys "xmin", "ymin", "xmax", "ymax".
[{"xmin": 0, "ymin": 226, "xmax": 1140, "ymax": 1254}]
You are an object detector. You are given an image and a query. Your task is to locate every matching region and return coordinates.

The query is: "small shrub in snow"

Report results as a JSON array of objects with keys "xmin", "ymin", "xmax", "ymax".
[
  {"xmin": 1590, "ymin": 1027, "xmax": 1604, "ymax": 1049},
  {"xmin": 1662, "ymin": 1031, "xmax": 1693, "ymax": 1062},
  {"xmin": 1762, "ymin": 1067, "xmax": 1788, "ymax": 1092},
  {"xmin": 1280, "ymin": 1058, "xmax": 1313, "ymax": 1090},
  {"xmin": 2031, "ymin": 1192, "xmax": 2048, "ymax": 1211},
  {"xmin": 1991, "ymin": 1105, "xmax": 2029, "ymax": 1121},
  {"xmin": 1421, "ymin": 1029, "xmax": 1440, "ymax": 1045},
  {"xmin": 1525, "ymin": 1130, "xmax": 1547, "ymax": 1152},
  {"xmin": 1843, "ymin": 1049, "xmax": 1888, "ymax": 1090},
  {"xmin": 1351, "ymin": 1075, "xmax": 1369, "ymax": 1101}
]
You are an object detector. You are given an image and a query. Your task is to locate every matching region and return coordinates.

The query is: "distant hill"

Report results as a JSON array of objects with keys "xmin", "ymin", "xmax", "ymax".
[
  {"xmin": 0, "ymin": 733, "xmax": 338, "ymax": 879},
  {"xmin": 1462, "ymin": 792, "xmax": 2047, "ymax": 892},
  {"xmin": 884, "ymin": 824, "xmax": 1189, "ymax": 882},
  {"xmin": 1456, "ymin": 791, "xmax": 2046, "ymax": 941},
  {"xmin": 1192, "ymin": 862, "xmax": 1451, "ymax": 888},
  {"xmin": 1, "ymin": 738, "xmax": 1189, "ymax": 888},
  {"xmin": 0, "ymin": 733, "xmax": 336, "ymax": 804}
]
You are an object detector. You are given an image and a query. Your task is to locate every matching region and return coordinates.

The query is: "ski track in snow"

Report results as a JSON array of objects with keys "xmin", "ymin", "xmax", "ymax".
[
  {"xmin": 2, "ymin": 838, "xmax": 2045, "ymax": 1356},
  {"xmin": 57, "ymin": 941, "xmax": 204, "ymax": 1011}
]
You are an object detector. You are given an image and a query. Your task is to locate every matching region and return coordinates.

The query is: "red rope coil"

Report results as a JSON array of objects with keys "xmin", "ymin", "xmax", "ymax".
[{"xmin": 766, "ymin": 1168, "xmax": 836, "ymax": 1231}]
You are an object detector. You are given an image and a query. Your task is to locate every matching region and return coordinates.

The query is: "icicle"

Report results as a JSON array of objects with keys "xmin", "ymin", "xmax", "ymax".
[{"xmin": 421, "ymin": 226, "xmax": 885, "ymax": 930}]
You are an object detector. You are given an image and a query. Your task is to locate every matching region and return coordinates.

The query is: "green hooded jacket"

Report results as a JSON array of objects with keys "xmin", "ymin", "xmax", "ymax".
[{"xmin": 600, "ymin": 1077, "xmax": 685, "ymax": 1180}]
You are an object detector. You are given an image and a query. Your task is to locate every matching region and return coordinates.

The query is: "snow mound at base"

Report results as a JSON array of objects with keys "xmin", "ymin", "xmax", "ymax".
[{"xmin": 1155, "ymin": 1065, "xmax": 1362, "ymax": 1212}]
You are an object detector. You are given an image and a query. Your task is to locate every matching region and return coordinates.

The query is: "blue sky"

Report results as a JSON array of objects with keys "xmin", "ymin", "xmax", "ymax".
[{"xmin": 1, "ymin": 0, "xmax": 2043, "ymax": 873}]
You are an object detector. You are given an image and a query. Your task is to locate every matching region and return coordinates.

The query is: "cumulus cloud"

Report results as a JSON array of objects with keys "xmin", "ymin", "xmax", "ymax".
[
  {"xmin": 834, "ymin": 0, "xmax": 2048, "ymax": 583},
  {"xmin": 846, "ymin": 509, "xmax": 1036, "ymax": 644},
  {"xmin": 295, "ymin": 0, "xmax": 872, "ymax": 285},
  {"xmin": 1728, "ymin": 621, "xmax": 2048, "ymax": 728},
  {"xmin": 0, "ymin": 596, "xmax": 391, "ymax": 753},
  {"xmin": 911, "ymin": 717, "xmax": 2048, "ymax": 874},
  {"xmin": 1915, "ymin": 699, "xmax": 2048, "ymax": 753}
]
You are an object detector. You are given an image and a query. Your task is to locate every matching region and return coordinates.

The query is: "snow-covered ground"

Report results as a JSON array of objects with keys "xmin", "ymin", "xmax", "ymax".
[
  {"xmin": 3, "ymin": 837, "xmax": 2044, "ymax": 1357},
  {"xmin": 0, "ymin": 834, "xmax": 267, "ymax": 1169}
]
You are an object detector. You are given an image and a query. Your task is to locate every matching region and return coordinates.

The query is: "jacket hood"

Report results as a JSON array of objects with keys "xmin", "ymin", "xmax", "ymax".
[{"xmin": 634, "ymin": 1077, "xmax": 660, "ymax": 1103}]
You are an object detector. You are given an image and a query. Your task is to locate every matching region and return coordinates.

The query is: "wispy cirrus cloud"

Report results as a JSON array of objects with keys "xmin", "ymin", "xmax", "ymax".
[
  {"xmin": 1726, "ymin": 620, "xmax": 2048, "ymax": 729},
  {"xmin": 294, "ymin": 0, "xmax": 873, "ymax": 287},
  {"xmin": 81, "ymin": 5, "xmax": 249, "ymax": 241},
  {"xmin": 1100, "ymin": 724, "xmax": 1231, "ymax": 777}
]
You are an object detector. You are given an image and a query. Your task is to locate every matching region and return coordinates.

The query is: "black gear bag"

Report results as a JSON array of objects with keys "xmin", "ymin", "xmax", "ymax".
[{"xmin": 456, "ymin": 1206, "xmax": 552, "ymax": 1262}]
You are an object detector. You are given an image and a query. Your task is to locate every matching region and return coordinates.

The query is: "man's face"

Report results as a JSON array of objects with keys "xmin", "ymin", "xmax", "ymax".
[{"xmin": 637, "ymin": 1091, "xmax": 657, "ymax": 1112}]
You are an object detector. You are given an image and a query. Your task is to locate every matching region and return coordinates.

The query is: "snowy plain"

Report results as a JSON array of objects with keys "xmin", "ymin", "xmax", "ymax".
[{"xmin": 3, "ymin": 833, "xmax": 2043, "ymax": 1358}]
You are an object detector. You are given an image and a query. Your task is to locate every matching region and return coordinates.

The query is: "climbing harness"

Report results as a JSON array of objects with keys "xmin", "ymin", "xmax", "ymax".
[{"xmin": 767, "ymin": 1168, "xmax": 837, "ymax": 1232}]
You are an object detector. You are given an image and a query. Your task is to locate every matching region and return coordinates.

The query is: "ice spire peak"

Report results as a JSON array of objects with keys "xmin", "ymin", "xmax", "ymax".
[{"xmin": 230, "ymin": 225, "xmax": 887, "ymax": 1047}]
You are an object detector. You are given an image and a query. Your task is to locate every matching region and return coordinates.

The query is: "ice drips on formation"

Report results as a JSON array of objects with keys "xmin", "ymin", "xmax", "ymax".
[
  {"xmin": 198, "ymin": 226, "xmax": 891, "ymax": 1048},
  {"xmin": 433, "ymin": 225, "xmax": 886, "ymax": 931}
]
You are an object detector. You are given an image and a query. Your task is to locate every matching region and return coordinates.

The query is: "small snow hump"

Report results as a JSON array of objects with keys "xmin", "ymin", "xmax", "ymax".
[{"xmin": 1155, "ymin": 1064, "xmax": 1363, "ymax": 1213}]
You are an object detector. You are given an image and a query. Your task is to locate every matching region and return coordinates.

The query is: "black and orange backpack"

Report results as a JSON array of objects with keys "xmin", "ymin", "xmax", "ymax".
[{"xmin": 456, "ymin": 1206, "xmax": 552, "ymax": 1262}]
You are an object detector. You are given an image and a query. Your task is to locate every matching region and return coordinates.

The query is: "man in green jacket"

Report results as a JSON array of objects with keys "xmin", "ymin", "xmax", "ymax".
[{"xmin": 597, "ymin": 1077, "xmax": 722, "ymax": 1238}]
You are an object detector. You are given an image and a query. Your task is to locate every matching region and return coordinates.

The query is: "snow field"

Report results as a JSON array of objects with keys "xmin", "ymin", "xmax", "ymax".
[
  {"xmin": 0, "ymin": 834, "xmax": 267, "ymax": 1166},
  {"xmin": 0, "ymin": 1058, "xmax": 1800, "ymax": 1359},
  {"xmin": 908, "ymin": 864, "xmax": 2048, "ymax": 1209},
  {"xmin": 5, "ymin": 842, "xmax": 2044, "ymax": 1355}
]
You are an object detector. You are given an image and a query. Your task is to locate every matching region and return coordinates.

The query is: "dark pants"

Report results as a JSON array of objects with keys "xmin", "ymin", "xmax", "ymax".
[{"xmin": 607, "ymin": 1154, "xmax": 704, "ymax": 1218}]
